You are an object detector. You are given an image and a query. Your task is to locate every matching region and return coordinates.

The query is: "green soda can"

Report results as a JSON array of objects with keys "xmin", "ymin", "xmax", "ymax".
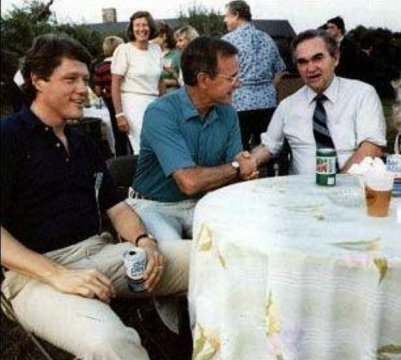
[{"xmin": 316, "ymin": 148, "xmax": 336, "ymax": 186}]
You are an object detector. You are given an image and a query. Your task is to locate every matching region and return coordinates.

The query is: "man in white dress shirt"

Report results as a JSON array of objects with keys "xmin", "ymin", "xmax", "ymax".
[{"xmin": 250, "ymin": 29, "xmax": 386, "ymax": 174}]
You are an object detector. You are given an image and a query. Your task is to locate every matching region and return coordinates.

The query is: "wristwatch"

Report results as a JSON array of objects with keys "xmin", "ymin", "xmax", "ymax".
[
  {"xmin": 134, "ymin": 233, "xmax": 158, "ymax": 247},
  {"xmin": 231, "ymin": 161, "xmax": 241, "ymax": 177}
]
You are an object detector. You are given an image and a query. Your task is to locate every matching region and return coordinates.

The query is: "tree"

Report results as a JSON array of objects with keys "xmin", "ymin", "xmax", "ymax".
[
  {"xmin": 1, "ymin": 0, "xmax": 57, "ymax": 56},
  {"xmin": 177, "ymin": 2, "xmax": 225, "ymax": 37}
]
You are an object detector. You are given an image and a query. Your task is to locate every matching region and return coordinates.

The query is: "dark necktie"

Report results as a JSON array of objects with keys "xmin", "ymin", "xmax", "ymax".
[{"xmin": 313, "ymin": 94, "xmax": 335, "ymax": 149}]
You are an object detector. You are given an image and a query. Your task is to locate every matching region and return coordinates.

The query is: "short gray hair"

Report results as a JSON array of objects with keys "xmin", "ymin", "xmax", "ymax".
[
  {"xmin": 226, "ymin": 0, "xmax": 252, "ymax": 21},
  {"xmin": 291, "ymin": 29, "xmax": 338, "ymax": 64}
]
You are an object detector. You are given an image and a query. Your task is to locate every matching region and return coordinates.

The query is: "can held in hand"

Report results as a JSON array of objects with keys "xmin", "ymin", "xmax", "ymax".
[
  {"xmin": 316, "ymin": 148, "xmax": 336, "ymax": 186},
  {"xmin": 123, "ymin": 247, "xmax": 147, "ymax": 292}
]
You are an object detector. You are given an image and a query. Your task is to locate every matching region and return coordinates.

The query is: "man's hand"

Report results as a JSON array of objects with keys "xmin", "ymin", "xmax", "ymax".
[
  {"xmin": 48, "ymin": 266, "xmax": 116, "ymax": 303},
  {"xmin": 236, "ymin": 151, "xmax": 259, "ymax": 180},
  {"xmin": 116, "ymin": 116, "xmax": 130, "ymax": 133},
  {"xmin": 137, "ymin": 238, "xmax": 165, "ymax": 292}
]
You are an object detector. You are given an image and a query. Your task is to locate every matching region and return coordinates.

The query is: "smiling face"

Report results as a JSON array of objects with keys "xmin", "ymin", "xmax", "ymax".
[
  {"xmin": 206, "ymin": 54, "xmax": 240, "ymax": 105},
  {"xmin": 295, "ymin": 37, "xmax": 339, "ymax": 94},
  {"xmin": 32, "ymin": 57, "xmax": 89, "ymax": 124},
  {"xmin": 132, "ymin": 16, "xmax": 150, "ymax": 43}
]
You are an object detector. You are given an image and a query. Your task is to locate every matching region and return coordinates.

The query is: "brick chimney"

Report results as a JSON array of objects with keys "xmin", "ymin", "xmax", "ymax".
[{"xmin": 102, "ymin": 8, "xmax": 117, "ymax": 23}]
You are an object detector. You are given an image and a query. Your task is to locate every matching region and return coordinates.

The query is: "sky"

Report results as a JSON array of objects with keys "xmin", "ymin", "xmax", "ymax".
[{"xmin": 2, "ymin": 0, "xmax": 401, "ymax": 33}]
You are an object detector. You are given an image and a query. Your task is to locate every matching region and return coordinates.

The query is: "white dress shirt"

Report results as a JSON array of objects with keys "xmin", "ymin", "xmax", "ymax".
[{"xmin": 261, "ymin": 76, "xmax": 387, "ymax": 174}]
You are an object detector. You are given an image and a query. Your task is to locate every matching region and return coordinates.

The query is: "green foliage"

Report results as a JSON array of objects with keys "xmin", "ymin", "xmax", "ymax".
[
  {"xmin": 1, "ymin": 0, "xmax": 104, "ymax": 60},
  {"xmin": 1, "ymin": 1, "xmax": 56, "ymax": 56},
  {"xmin": 177, "ymin": 1, "xmax": 225, "ymax": 37}
]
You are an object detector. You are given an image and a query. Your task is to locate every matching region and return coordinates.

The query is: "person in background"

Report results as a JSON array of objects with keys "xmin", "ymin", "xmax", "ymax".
[
  {"xmin": 1, "ymin": 33, "xmax": 190, "ymax": 360},
  {"xmin": 222, "ymin": 0, "xmax": 286, "ymax": 150},
  {"xmin": 93, "ymin": 35, "xmax": 129, "ymax": 156},
  {"xmin": 111, "ymin": 11, "xmax": 164, "ymax": 154},
  {"xmin": 174, "ymin": 25, "xmax": 199, "ymax": 86},
  {"xmin": 174, "ymin": 25, "xmax": 199, "ymax": 51},
  {"xmin": 326, "ymin": 16, "xmax": 362, "ymax": 80},
  {"xmin": 126, "ymin": 36, "xmax": 257, "ymax": 242},
  {"xmin": 250, "ymin": 29, "xmax": 386, "ymax": 174},
  {"xmin": 152, "ymin": 21, "xmax": 181, "ymax": 93}
]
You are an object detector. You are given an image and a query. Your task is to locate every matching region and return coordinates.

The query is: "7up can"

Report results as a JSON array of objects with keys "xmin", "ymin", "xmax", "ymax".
[{"xmin": 316, "ymin": 148, "xmax": 336, "ymax": 186}]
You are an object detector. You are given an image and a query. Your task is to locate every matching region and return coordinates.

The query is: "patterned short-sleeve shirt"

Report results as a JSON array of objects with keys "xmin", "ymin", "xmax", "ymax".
[{"xmin": 223, "ymin": 22, "xmax": 286, "ymax": 111}]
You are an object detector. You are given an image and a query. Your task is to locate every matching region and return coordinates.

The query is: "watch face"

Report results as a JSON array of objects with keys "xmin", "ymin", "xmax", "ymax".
[{"xmin": 232, "ymin": 161, "xmax": 240, "ymax": 169}]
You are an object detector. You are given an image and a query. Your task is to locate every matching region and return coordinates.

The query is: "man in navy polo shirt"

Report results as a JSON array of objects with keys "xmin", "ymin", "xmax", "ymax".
[
  {"xmin": 1, "ymin": 33, "xmax": 189, "ymax": 360},
  {"xmin": 127, "ymin": 36, "xmax": 258, "ymax": 241}
]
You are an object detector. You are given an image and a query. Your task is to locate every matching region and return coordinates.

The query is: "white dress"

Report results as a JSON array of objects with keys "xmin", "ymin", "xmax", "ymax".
[{"xmin": 111, "ymin": 42, "xmax": 162, "ymax": 153}]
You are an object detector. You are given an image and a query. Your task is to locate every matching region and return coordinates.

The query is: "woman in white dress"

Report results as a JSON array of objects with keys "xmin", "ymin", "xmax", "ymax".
[{"xmin": 111, "ymin": 11, "xmax": 164, "ymax": 154}]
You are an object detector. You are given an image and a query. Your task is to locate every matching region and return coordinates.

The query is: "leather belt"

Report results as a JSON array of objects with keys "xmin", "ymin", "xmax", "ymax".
[{"xmin": 128, "ymin": 187, "xmax": 151, "ymax": 200}]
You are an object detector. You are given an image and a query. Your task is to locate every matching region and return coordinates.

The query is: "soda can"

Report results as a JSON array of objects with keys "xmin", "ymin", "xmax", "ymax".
[
  {"xmin": 123, "ymin": 247, "xmax": 147, "ymax": 292},
  {"xmin": 386, "ymin": 154, "xmax": 401, "ymax": 196},
  {"xmin": 316, "ymin": 148, "xmax": 336, "ymax": 186}
]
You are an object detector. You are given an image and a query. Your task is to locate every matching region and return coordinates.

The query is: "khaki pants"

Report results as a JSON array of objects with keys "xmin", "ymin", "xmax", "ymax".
[{"xmin": 2, "ymin": 234, "xmax": 191, "ymax": 360}]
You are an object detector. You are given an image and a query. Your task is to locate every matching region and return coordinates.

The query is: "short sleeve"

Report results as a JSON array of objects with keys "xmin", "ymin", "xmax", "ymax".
[{"xmin": 111, "ymin": 44, "xmax": 128, "ymax": 76}]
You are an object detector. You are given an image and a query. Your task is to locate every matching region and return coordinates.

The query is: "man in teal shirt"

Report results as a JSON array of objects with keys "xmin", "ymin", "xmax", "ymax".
[{"xmin": 127, "ymin": 36, "xmax": 258, "ymax": 241}]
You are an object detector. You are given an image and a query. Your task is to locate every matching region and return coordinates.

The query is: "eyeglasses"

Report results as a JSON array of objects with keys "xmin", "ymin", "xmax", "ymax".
[{"xmin": 216, "ymin": 73, "xmax": 241, "ymax": 84}]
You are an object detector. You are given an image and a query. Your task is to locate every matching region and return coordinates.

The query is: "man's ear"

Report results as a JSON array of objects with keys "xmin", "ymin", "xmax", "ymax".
[
  {"xmin": 196, "ymin": 72, "xmax": 209, "ymax": 90},
  {"xmin": 31, "ymin": 73, "xmax": 46, "ymax": 92},
  {"xmin": 334, "ymin": 50, "xmax": 340, "ymax": 67}
]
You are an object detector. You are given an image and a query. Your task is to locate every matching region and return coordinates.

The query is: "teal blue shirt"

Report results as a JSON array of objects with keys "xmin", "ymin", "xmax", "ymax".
[{"xmin": 134, "ymin": 87, "xmax": 242, "ymax": 202}]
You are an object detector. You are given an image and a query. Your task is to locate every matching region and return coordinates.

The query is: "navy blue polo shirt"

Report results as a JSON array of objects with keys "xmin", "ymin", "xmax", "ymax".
[
  {"xmin": 134, "ymin": 87, "xmax": 242, "ymax": 202},
  {"xmin": 0, "ymin": 107, "xmax": 121, "ymax": 253}
]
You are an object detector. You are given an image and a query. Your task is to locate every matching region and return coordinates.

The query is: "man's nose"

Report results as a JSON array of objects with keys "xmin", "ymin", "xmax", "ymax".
[{"xmin": 77, "ymin": 79, "xmax": 88, "ymax": 93}]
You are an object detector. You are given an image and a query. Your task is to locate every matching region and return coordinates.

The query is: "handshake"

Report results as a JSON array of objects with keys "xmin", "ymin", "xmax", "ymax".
[{"xmin": 234, "ymin": 151, "xmax": 259, "ymax": 181}]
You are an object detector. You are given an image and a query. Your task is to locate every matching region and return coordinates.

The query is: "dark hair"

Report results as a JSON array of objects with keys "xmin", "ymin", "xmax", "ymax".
[
  {"xmin": 21, "ymin": 33, "xmax": 92, "ymax": 103},
  {"xmin": 226, "ymin": 0, "xmax": 252, "ymax": 21},
  {"xmin": 181, "ymin": 36, "xmax": 238, "ymax": 86},
  {"xmin": 327, "ymin": 16, "xmax": 346, "ymax": 34},
  {"xmin": 155, "ymin": 21, "xmax": 176, "ymax": 49},
  {"xmin": 126, "ymin": 11, "xmax": 156, "ymax": 41},
  {"xmin": 291, "ymin": 29, "xmax": 339, "ymax": 64}
]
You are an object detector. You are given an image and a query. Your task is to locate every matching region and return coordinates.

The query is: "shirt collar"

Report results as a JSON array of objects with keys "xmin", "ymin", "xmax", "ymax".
[
  {"xmin": 179, "ymin": 87, "xmax": 219, "ymax": 124},
  {"xmin": 306, "ymin": 75, "xmax": 339, "ymax": 104},
  {"xmin": 19, "ymin": 106, "xmax": 82, "ymax": 149}
]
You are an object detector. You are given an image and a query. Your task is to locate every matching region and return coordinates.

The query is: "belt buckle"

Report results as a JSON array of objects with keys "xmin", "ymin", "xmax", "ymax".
[{"xmin": 128, "ymin": 187, "xmax": 137, "ymax": 199}]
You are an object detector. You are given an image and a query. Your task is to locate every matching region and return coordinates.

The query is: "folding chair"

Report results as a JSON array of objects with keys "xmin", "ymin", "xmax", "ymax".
[
  {"xmin": 1, "ymin": 290, "xmax": 56, "ymax": 360},
  {"xmin": 106, "ymin": 154, "xmax": 138, "ymax": 198},
  {"xmin": 268, "ymin": 73, "xmax": 305, "ymax": 176}
]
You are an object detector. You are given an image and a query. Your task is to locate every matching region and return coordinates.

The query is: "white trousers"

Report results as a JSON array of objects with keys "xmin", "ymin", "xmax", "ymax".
[
  {"xmin": 121, "ymin": 93, "xmax": 157, "ymax": 154},
  {"xmin": 2, "ymin": 234, "xmax": 191, "ymax": 360}
]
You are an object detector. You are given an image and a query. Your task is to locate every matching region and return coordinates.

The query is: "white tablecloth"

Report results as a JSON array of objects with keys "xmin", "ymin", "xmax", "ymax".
[
  {"xmin": 189, "ymin": 175, "xmax": 401, "ymax": 360},
  {"xmin": 83, "ymin": 105, "xmax": 115, "ymax": 155}
]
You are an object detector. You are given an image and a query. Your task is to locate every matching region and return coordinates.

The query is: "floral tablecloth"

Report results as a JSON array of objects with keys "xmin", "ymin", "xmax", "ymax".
[{"xmin": 189, "ymin": 175, "xmax": 401, "ymax": 360}]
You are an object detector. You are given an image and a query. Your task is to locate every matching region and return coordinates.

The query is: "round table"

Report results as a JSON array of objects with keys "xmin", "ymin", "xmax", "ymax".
[{"xmin": 189, "ymin": 175, "xmax": 401, "ymax": 360}]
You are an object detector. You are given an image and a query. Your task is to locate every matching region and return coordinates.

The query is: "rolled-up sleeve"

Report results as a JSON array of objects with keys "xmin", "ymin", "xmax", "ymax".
[
  {"xmin": 260, "ymin": 105, "xmax": 285, "ymax": 157},
  {"xmin": 355, "ymin": 86, "xmax": 387, "ymax": 147}
]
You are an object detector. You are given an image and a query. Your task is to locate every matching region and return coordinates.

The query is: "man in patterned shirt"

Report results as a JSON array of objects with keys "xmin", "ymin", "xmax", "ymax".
[{"xmin": 222, "ymin": 0, "xmax": 286, "ymax": 150}]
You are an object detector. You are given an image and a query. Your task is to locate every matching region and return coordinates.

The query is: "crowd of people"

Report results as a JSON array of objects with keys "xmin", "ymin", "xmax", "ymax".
[{"xmin": 1, "ymin": 0, "xmax": 399, "ymax": 359}]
